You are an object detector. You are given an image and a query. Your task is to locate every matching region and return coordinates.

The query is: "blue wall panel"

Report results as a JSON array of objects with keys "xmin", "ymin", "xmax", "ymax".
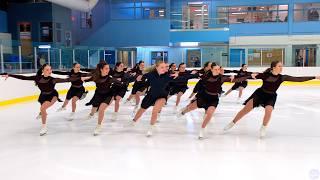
[
  {"xmin": 0, "ymin": 10, "xmax": 7, "ymax": 33},
  {"xmin": 170, "ymin": 30, "xmax": 229, "ymax": 43},
  {"xmin": 82, "ymin": 19, "xmax": 170, "ymax": 47}
]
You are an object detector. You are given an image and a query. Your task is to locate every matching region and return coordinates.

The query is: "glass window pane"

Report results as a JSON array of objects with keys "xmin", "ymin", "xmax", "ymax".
[
  {"xmin": 248, "ymin": 49, "xmax": 261, "ymax": 66},
  {"xmin": 261, "ymin": 48, "xmax": 284, "ymax": 66}
]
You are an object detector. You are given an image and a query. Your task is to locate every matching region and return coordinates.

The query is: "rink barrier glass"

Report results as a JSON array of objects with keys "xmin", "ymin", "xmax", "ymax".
[{"xmin": 1, "ymin": 81, "xmax": 320, "ymax": 107}]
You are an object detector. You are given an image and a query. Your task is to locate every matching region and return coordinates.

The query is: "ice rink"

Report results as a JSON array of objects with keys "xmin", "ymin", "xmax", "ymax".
[{"xmin": 0, "ymin": 85, "xmax": 320, "ymax": 180}]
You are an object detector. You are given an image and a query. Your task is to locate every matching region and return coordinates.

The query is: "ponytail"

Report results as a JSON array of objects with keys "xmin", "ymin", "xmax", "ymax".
[
  {"xmin": 35, "ymin": 64, "xmax": 49, "ymax": 85},
  {"xmin": 264, "ymin": 60, "xmax": 280, "ymax": 74}
]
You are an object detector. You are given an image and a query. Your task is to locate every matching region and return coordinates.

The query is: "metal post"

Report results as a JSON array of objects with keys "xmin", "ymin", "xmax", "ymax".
[
  {"xmin": 281, "ymin": 49, "xmax": 284, "ymax": 64},
  {"xmin": 47, "ymin": 48, "xmax": 51, "ymax": 65},
  {"xmin": 98, "ymin": 49, "xmax": 100, "ymax": 62},
  {"xmin": 59, "ymin": 49, "xmax": 62, "ymax": 70},
  {"xmin": 131, "ymin": 51, "xmax": 134, "ymax": 68},
  {"xmin": 87, "ymin": 49, "xmax": 90, "ymax": 68},
  {"xmin": 34, "ymin": 47, "xmax": 37, "ymax": 72},
  {"xmin": 260, "ymin": 49, "xmax": 263, "ymax": 67},
  {"xmin": 181, "ymin": 49, "xmax": 184, "ymax": 63},
  {"xmin": 162, "ymin": 51, "xmax": 165, "ymax": 62},
  {"xmin": 220, "ymin": 51, "xmax": 223, "ymax": 67},
  {"xmin": 19, "ymin": 46, "xmax": 22, "ymax": 73},
  {"xmin": 240, "ymin": 50, "xmax": 243, "ymax": 67},
  {"xmin": 1, "ymin": 45, "xmax": 4, "ymax": 73},
  {"xmin": 72, "ymin": 49, "xmax": 75, "ymax": 63}
]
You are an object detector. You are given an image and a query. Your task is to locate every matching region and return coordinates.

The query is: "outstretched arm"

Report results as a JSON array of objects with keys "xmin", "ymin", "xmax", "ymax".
[
  {"xmin": 52, "ymin": 71, "xmax": 70, "ymax": 76},
  {"xmin": 282, "ymin": 75, "xmax": 317, "ymax": 82},
  {"xmin": 7, "ymin": 74, "xmax": 37, "ymax": 81}
]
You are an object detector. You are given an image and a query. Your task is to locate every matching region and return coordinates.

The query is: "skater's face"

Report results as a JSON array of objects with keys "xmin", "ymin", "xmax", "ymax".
[
  {"xmin": 139, "ymin": 63, "xmax": 145, "ymax": 70},
  {"xmin": 73, "ymin": 64, "xmax": 81, "ymax": 73},
  {"xmin": 272, "ymin": 62, "xmax": 283, "ymax": 74},
  {"xmin": 156, "ymin": 63, "xmax": 167, "ymax": 74},
  {"xmin": 178, "ymin": 64, "xmax": 186, "ymax": 72},
  {"xmin": 116, "ymin": 63, "xmax": 124, "ymax": 71},
  {"xmin": 42, "ymin": 65, "xmax": 52, "ymax": 77},
  {"xmin": 100, "ymin": 64, "xmax": 110, "ymax": 76},
  {"xmin": 171, "ymin": 64, "xmax": 177, "ymax": 70},
  {"xmin": 242, "ymin": 65, "xmax": 248, "ymax": 71},
  {"xmin": 211, "ymin": 65, "xmax": 220, "ymax": 75}
]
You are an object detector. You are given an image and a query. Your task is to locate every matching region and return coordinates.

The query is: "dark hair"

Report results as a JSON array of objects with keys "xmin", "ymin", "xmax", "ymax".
[
  {"xmin": 203, "ymin": 61, "xmax": 211, "ymax": 68},
  {"xmin": 178, "ymin": 63, "xmax": 185, "ymax": 69},
  {"xmin": 92, "ymin": 61, "xmax": 109, "ymax": 81},
  {"xmin": 35, "ymin": 64, "xmax": 50, "ymax": 85},
  {"xmin": 71, "ymin": 63, "xmax": 80, "ymax": 74},
  {"xmin": 169, "ymin": 63, "xmax": 176, "ymax": 70},
  {"xmin": 133, "ymin": 61, "xmax": 144, "ymax": 71},
  {"xmin": 36, "ymin": 64, "xmax": 49, "ymax": 77},
  {"xmin": 114, "ymin": 62, "xmax": 123, "ymax": 71},
  {"xmin": 210, "ymin": 62, "xmax": 217, "ymax": 68},
  {"xmin": 241, "ymin": 64, "xmax": 247, "ymax": 67},
  {"xmin": 264, "ymin": 60, "xmax": 281, "ymax": 73}
]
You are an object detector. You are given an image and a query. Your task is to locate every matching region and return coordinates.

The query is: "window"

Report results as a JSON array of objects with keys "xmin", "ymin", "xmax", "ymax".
[
  {"xmin": 151, "ymin": 51, "xmax": 168, "ymax": 64},
  {"xmin": 111, "ymin": 0, "xmax": 166, "ymax": 20},
  {"xmin": 80, "ymin": 12, "xmax": 92, "ymax": 29},
  {"xmin": 294, "ymin": 3, "xmax": 320, "ymax": 22},
  {"xmin": 248, "ymin": 48, "xmax": 285, "ymax": 67},
  {"xmin": 55, "ymin": 23, "xmax": 62, "ymax": 43},
  {"xmin": 217, "ymin": 5, "xmax": 288, "ymax": 24},
  {"xmin": 40, "ymin": 22, "xmax": 53, "ymax": 42}
]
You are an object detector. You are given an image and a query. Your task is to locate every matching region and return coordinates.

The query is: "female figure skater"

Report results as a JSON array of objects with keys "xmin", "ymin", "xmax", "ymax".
[
  {"xmin": 223, "ymin": 61, "xmax": 320, "ymax": 138},
  {"xmin": 223, "ymin": 64, "xmax": 252, "ymax": 102},
  {"xmin": 86, "ymin": 62, "xmax": 124, "ymax": 136},
  {"xmin": 168, "ymin": 63, "xmax": 177, "ymax": 74},
  {"xmin": 125, "ymin": 61, "xmax": 147, "ymax": 108},
  {"xmin": 53, "ymin": 63, "xmax": 90, "ymax": 120},
  {"xmin": 188, "ymin": 61, "xmax": 212, "ymax": 99},
  {"xmin": 130, "ymin": 61, "xmax": 178, "ymax": 137},
  {"xmin": 168, "ymin": 63, "xmax": 198, "ymax": 108},
  {"xmin": 110, "ymin": 62, "xmax": 136, "ymax": 121},
  {"xmin": 2, "ymin": 64, "xmax": 88, "ymax": 136},
  {"xmin": 177, "ymin": 63, "xmax": 255, "ymax": 139}
]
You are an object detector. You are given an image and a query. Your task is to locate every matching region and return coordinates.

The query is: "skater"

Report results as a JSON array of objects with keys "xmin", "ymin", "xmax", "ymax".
[
  {"xmin": 188, "ymin": 61, "xmax": 213, "ymax": 99},
  {"xmin": 223, "ymin": 61, "xmax": 320, "ymax": 138},
  {"xmin": 53, "ymin": 63, "xmax": 90, "ymax": 120},
  {"xmin": 2, "ymin": 64, "xmax": 89, "ymax": 136},
  {"xmin": 177, "ymin": 63, "xmax": 256, "ymax": 139},
  {"xmin": 223, "ymin": 64, "xmax": 253, "ymax": 102},
  {"xmin": 130, "ymin": 61, "xmax": 179, "ymax": 137}
]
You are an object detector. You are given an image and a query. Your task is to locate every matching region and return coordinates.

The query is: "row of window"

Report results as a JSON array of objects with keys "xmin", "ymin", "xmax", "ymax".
[
  {"xmin": 111, "ymin": 0, "xmax": 166, "ymax": 19},
  {"xmin": 217, "ymin": 3, "xmax": 320, "ymax": 24}
]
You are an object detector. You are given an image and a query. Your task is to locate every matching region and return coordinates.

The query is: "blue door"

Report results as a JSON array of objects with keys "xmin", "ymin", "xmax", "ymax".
[
  {"xmin": 230, "ymin": 49, "xmax": 245, "ymax": 67},
  {"xmin": 104, "ymin": 50, "xmax": 116, "ymax": 67}
]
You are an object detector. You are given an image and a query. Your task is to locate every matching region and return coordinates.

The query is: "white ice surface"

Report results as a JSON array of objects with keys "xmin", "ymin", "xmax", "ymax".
[{"xmin": 0, "ymin": 86, "xmax": 320, "ymax": 180}]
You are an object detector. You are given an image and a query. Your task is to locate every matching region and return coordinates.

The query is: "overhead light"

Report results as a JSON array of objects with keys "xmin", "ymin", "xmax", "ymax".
[
  {"xmin": 188, "ymin": 2, "xmax": 204, "ymax": 5},
  {"xmin": 159, "ymin": 10, "xmax": 164, "ymax": 13},
  {"xmin": 172, "ymin": 13, "xmax": 182, "ymax": 16},
  {"xmin": 194, "ymin": 9, "xmax": 207, "ymax": 12},
  {"xmin": 180, "ymin": 42, "xmax": 199, "ymax": 47},
  {"xmin": 160, "ymin": 14, "xmax": 164, "ymax": 16},
  {"xmin": 39, "ymin": 45, "xmax": 51, "ymax": 49}
]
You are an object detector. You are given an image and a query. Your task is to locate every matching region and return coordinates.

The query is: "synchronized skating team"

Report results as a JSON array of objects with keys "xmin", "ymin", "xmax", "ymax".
[{"xmin": 1, "ymin": 60, "xmax": 319, "ymax": 139}]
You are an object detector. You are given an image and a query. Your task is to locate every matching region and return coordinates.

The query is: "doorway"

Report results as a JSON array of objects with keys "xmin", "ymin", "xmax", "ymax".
[
  {"xmin": 293, "ymin": 45, "xmax": 317, "ymax": 67},
  {"xmin": 117, "ymin": 48, "xmax": 137, "ymax": 68},
  {"xmin": 183, "ymin": 3, "xmax": 209, "ymax": 29}
]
